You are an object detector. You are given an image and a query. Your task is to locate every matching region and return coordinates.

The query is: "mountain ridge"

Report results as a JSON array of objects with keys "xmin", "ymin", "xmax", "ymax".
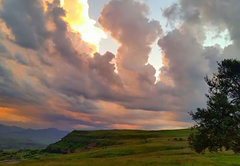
[{"xmin": 0, "ymin": 124, "xmax": 69, "ymax": 149}]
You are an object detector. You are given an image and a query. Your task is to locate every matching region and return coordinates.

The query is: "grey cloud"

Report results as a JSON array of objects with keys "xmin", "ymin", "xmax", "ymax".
[
  {"xmin": 46, "ymin": 0, "xmax": 83, "ymax": 68},
  {"xmin": 0, "ymin": 43, "xmax": 8, "ymax": 53},
  {"xmin": 151, "ymin": 0, "xmax": 240, "ymax": 122},
  {"xmin": 203, "ymin": 46, "xmax": 222, "ymax": 73},
  {"xmin": 0, "ymin": 61, "xmax": 45, "ymax": 107},
  {"xmin": 1, "ymin": 0, "xmax": 49, "ymax": 50},
  {"xmin": 15, "ymin": 53, "xmax": 29, "ymax": 66},
  {"xmin": 158, "ymin": 30, "xmax": 206, "ymax": 89},
  {"xmin": 43, "ymin": 113, "xmax": 97, "ymax": 128},
  {"xmin": 163, "ymin": 3, "xmax": 180, "ymax": 27},
  {"xmin": 52, "ymin": 51, "xmax": 127, "ymax": 103},
  {"xmin": 179, "ymin": 0, "xmax": 240, "ymax": 43},
  {"xmin": 158, "ymin": 29, "xmax": 208, "ymax": 112}
]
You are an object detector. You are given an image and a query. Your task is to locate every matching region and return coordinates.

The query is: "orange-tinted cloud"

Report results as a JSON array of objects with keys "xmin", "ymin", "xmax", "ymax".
[{"xmin": 0, "ymin": 107, "xmax": 30, "ymax": 122}]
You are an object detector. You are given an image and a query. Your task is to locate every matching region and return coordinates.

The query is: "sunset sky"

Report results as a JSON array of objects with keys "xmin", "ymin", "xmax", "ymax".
[{"xmin": 0, "ymin": 0, "xmax": 238, "ymax": 130}]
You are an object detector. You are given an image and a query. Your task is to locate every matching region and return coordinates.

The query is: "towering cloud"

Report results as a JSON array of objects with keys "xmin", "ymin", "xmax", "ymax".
[{"xmin": 99, "ymin": 0, "xmax": 162, "ymax": 98}]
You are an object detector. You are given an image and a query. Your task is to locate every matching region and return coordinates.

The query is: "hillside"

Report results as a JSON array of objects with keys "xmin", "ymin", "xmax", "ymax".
[
  {"xmin": 0, "ymin": 124, "xmax": 69, "ymax": 149},
  {"xmin": 46, "ymin": 129, "xmax": 191, "ymax": 154},
  {"xmin": 1, "ymin": 129, "xmax": 240, "ymax": 166}
]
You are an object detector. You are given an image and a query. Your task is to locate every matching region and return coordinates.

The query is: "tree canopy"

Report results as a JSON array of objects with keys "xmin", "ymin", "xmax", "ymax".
[{"xmin": 189, "ymin": 59, "xmax": 240, "ymax": 154}]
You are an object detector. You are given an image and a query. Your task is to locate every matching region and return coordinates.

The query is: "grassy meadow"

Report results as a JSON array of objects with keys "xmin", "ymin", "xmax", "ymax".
[{"xmin": 1, "ymin": 129, "xmax": 240, "ymax": 166}]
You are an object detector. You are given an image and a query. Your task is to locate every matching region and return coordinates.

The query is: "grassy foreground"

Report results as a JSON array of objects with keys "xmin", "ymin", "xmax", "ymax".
[{"xmin": 1, "ymin": 129, "xmax": 240, "ymax": 166}]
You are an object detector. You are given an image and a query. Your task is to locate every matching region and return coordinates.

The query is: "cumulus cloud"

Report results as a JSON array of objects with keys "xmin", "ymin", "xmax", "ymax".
[
  {"xmin": 99, "ymin": 0, "xmax": 162, "ymax": 101},
  {"xmin": 99, "ymin": 0, "xmax": 162, "ymax": 70},
  {"xmin": 0, "ymin": 0, "xmax": 239, "ymax": 130},
  {"xmin": 157, "ymin": 0, "xmax": 240, "ymax": 117}
]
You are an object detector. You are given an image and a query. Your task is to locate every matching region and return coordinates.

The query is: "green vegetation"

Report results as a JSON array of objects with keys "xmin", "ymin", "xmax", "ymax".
[
  {"xmin": 0, "ymin": 149, "xmax": 41, "ymax": 161},
  {"xmin": 189, "ymin": 59, "xmax": 240, "ymax": 153},
  {"xmin": 1, "ymin": 129, "xmax": 240, "ymax": 166},
  {"xmin": 46, "ymin": 130, "xmax": 189, "ymax": 154}
]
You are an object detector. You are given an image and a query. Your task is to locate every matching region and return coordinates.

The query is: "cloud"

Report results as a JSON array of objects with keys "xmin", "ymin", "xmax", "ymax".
[
  {"xmin": 99, "ymin": 0, "xmax": 162, "ymax": 101},
  {"xmin": 0, "ymin": 43, "xmax": 8, "ymax": 53},
  {"xmin": 180, "ymin": 0, "xmax": 240, "ymax": 43},
  {"xmin": 156, "ymin": 0, "xmax": 240, "ymax": 117},
  {"xmin": 46, "ymin": 0, "xmax": 84, "ymax": 68},
  {"xmin": 0, "ymin": 0, "xmax": 239, "ymax": 130},
  {"xmin": 98, "ymin": 0, "xmax": 162, "ymax": 70},
  {"xmin": 0, "ymin": 0, "xmax": 49, "ymax": 50}
]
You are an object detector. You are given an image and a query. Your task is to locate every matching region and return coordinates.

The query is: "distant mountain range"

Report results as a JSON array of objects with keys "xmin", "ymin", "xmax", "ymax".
[{"xmin": 0, "ymin": 124, "xmax": 69, "ymax": 149}]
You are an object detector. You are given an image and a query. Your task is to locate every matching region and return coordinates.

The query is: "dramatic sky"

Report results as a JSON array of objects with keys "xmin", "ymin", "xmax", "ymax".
[{"xmin": 0, "ymin": 0, "xmax": 238, "ymax": 130}]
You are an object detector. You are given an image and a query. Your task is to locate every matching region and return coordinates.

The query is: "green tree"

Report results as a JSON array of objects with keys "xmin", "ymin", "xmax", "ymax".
[{"xmin": 189, "ymin": 59, "xmax": 240, "ymax": 154}]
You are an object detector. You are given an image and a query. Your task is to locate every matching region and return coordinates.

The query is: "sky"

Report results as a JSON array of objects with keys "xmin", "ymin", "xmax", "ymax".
[{"xmin": 0, "ymin": 0, "xmax": 238, "ymax": 130}]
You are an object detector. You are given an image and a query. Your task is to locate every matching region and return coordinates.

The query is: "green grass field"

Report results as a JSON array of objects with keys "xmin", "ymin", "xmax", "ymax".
[{"xmin": 1, "ymin": 129, "xmax": 240, "ymax": 166}]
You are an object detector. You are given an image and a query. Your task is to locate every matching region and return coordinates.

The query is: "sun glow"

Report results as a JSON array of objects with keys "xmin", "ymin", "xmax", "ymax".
[{"xmin": 60, "ymin": 0, "xmax": 107, "ymax": 52}]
